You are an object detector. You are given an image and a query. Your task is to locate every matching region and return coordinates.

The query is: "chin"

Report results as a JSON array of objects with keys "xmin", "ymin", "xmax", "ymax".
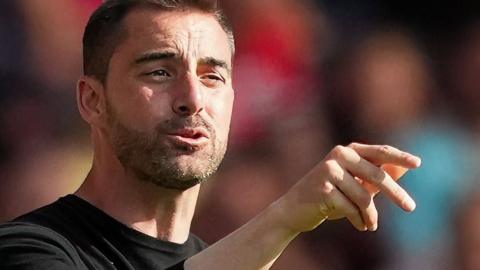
[{"xmin": 149, "ymin": 169, "xmax": 210, "ymax": 191}]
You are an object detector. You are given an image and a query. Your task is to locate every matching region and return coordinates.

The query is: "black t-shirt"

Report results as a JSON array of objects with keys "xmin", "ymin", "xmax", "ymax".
[{"xmin": 0, "ymin": 195, "xmax": 208, "ymax": 269}]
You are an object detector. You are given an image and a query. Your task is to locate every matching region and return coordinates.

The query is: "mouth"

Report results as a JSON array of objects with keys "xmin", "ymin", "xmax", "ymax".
[{"xmin": 166, "ymin": 128, "xmax": 210, "ymax": 150}]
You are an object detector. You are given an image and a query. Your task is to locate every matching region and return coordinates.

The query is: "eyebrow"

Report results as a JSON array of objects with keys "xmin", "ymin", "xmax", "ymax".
[
  {"xmin": 134, "ymin": 51, "xmax": 177, "ymax": 64},
  {"xmin": 134, "ymin": 52, "xmax": 232, "ymax": 75},
  {"xmin": 198, "ymin": 57, "xmax": 232, "ymax": 75}
]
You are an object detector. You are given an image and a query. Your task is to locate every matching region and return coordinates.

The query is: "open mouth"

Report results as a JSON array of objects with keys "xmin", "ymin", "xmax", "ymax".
[
  {"xmin": 167, "ymin": 128, "xmax": 210, "ymax": 149},
  {"xmin": 174, "ymin": 128, "xmax": 208, "ymax": 139},
  {"xmin": 184, "ymin": 132, "xmax": 205, "ymax": 140}
]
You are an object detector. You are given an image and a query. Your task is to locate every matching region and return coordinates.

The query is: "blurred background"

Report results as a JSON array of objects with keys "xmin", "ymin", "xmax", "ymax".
[{"xmin": 1, "ymin": 0, "xmax": 480, "ymax": 269}]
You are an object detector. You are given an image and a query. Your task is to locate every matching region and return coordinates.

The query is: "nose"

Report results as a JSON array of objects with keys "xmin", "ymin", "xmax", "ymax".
[{"xmin": 172, "ymin": 74, "xmax": 205, "ymax": 116}]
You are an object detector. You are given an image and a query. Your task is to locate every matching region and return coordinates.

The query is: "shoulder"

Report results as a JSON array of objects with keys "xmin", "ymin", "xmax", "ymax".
[
  {"xmin": 0, "ymin": 221, "xmax": 73, "ymax": 247},
  {"xmin": 0, "ymin": 212, "xmax": 87, "ymax": 269}
]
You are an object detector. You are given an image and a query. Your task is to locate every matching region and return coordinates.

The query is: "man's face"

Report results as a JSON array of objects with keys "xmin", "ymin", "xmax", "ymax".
[{"xmin": 102, "ymin": 8, "xmax": 234, "ymax": 190}]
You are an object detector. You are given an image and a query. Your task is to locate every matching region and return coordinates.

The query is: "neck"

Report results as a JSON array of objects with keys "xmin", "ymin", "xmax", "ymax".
[{"xmin": 75, "ymin": 160, "xmax": 200, "ymax": 244}]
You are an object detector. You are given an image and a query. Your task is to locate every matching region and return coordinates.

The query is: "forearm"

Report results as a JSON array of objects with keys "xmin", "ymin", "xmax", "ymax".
[
  {"xmin": 185, "ymin": 144, "xmax": 421, "ymax": 269},
  {"xmin": 184, "ymin": 199, "xmax": 302, "ymax": 270}
]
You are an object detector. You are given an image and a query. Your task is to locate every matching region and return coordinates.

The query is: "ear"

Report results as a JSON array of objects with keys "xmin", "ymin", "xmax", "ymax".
[{"xmin": 76, "ymin": 76, "xmax": 108, "ymax": 126}]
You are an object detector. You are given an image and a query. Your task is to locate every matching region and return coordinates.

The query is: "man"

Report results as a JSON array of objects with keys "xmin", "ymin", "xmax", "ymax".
[{"xmin": 0, "ymin": 0, "xmax": 421, "ymax": 269}]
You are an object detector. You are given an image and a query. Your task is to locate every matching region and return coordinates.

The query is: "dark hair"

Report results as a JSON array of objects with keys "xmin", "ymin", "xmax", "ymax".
[{"xmin": 83, "ymin": 0, "xmax": 234, "ymax": 84}]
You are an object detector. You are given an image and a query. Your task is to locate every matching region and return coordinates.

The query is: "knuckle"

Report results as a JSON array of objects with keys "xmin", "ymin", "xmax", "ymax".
[
  {"xmin": 330, "ymin": 173, "xmax": 343, "ymax": 184},
  {"xmin": 357, "ymin": 190, "xmax": 372, "ymax": 209},
  {"xmin": 322, "ymin": 159, "xmax": 338, "ymax": 174},
  {"xmin": 379, "ymin": 145, "xmax": 392, "ymax": 156},
  {"xmin": 372, "ymin": 167, "xmax": 386, "ymax": 183},
  {"xmin": 330, "ymin": 145, "xmax": 345, "ymax": 158},
  {"xmin": 331, "ymin": 145, "xmax": 352, "ymax": 161},
  {"xmin": 322, "ymin": 160, "xmax": 343, "ymax": 184},
  {"xmin": 320, "ymin": 181, "xmax": 336, "ymax": 195},
  {"xmin": 347, "ymin": 142, "xmax": 360, "ymax": 149}
]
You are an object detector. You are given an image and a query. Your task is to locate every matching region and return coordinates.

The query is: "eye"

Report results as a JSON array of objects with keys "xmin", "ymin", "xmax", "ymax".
[
  {"xmin": 200, "ymin": 73, "xmax": 225, "ymax": 86},
  {"xmin": 146, "ymin": 69, "xmax": 171, "ymax": 78}
]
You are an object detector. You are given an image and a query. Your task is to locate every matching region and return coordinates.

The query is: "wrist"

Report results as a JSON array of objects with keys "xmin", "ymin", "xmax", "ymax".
[
  {"xmin": 271, "ymin": 192, "xmax": 328, "ymax": 233},
  {"xmin": 268, "ymin": 198, "xmax": 302, "ymax": 236}
]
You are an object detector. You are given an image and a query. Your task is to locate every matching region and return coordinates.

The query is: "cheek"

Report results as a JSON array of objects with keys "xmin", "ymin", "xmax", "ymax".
[
  {"xmin": 208, "ymin": 90, "xmax": 234, "ymax": 137},
  {"xmin": 109, "ymin": 84, "xmax": 171, "ymax": 132},
  {"xmin": 148, "ymin": 88, "xmax": 175, "ymax": 119}
]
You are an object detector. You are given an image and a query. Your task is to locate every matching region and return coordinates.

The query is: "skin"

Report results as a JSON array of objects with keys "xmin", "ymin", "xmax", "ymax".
[
  {"xmin": 75, "ymin": 8, "xmax": 233, "ymax": 243},
  {"xmin": 186, "ymin": 143, "xmax": 420, "ymax": 270},
  {"xmin": 75, "ymin": 7, "xmax": 421, "ymax": 269}
]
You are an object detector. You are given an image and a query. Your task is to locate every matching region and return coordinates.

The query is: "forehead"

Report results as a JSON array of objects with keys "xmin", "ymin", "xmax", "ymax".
[{"xmin": 118, "ymin": 7, "xmax": 232, "ymax": 64}]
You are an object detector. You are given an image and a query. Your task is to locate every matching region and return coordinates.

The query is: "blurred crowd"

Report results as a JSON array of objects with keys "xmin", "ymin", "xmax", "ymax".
[{"xmin": 2, "ymin": 0, "xmax": 480, "ymax": 269}]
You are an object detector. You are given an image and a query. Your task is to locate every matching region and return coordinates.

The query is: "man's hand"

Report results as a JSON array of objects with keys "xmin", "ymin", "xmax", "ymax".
[
  {"xmin": 185, "ymin": 143, "xmax": 421, "ymax": 270},
  {"xmin": 275, "ymin": 143, "xmax": 421, "ymax": 233}
]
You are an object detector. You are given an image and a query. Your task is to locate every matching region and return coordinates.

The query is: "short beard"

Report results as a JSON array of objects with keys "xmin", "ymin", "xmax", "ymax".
[{"xmin": 106, "ymin": 102, "xmax": 227, "ymax": 190}]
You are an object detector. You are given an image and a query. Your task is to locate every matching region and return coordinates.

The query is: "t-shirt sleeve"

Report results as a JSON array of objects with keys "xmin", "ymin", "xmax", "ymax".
[{"xmin": 0, "ymin": 222, "xmax": 86, "ymax": 270}]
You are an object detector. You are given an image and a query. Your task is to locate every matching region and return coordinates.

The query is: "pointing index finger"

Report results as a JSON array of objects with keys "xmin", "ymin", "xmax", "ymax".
[
  {"xmin": 348, "ymin": 143, "xmax": 421, "ymax": 168},
  {"xmin": 340, "ymin": 143, "xmax": 420, "ymax": 212},
  {"xmin": 346, "ymin": 157, "xmax": 416, "ymax": 212}
]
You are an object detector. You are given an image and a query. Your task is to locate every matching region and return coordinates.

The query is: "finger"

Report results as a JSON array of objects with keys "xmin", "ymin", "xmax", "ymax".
[
  {"xmin": 332, "ymin": 170, "xmax": 378, "ymax": 231},
  {"xmin": 322, "ymin": 158, "xmax": 373, "ymax": 230},
  {"xmin": 348, "ymin": 143, "xmax": 421, "ymax": 168},
  {"xmin": 356, "ymin": 177, "xmax": 378, "ymax": 195},
  {"xmin": 332, "ymin": 174, "xmax": 378, "ymax": 231},
  {"xmin": 358, "ymin": 164, "xmax": 409, "ymax": 196},
  {"xmin": 326, "ymin": 188, "xmax": 367, "ymax": 231},
  {"xmin": 323, "ymin": 161, "xmax": 378, "ymax": 230},
  {"xmin": 326, "ymin": 160, "xmax": 372, "ymax": 211},
  {"xmin": 361, "ymin": 200, "xmax": 378, "ymax": 231},
  {"xmin": 338, "ymin": 153, "xmax": 416, "ymax": 212}
]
